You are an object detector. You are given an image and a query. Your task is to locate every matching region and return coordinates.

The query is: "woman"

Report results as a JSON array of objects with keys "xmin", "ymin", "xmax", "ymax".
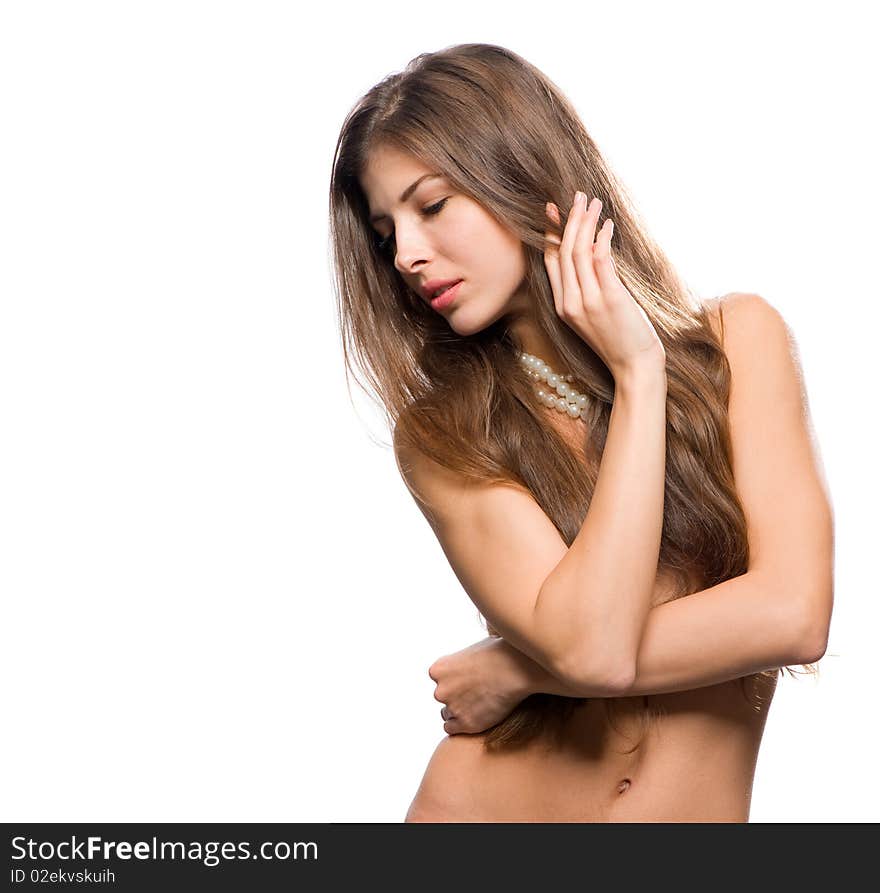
[{"xmin": 328, "ymin": 43, "xmax": 834, "ymax": 822}]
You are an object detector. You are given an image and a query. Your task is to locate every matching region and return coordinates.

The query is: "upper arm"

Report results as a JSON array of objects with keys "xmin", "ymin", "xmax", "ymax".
[
  {"xmin": 393, "ymin": 430, "xmax": 570, "ymax": 674},
  {"xmin": 722, "ymin": 292, "xmax": 834, "ymax": 649}
]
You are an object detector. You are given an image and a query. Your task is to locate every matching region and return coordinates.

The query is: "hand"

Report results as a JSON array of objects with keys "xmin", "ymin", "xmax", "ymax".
[
  {"xmin": 428, "ymin": 637, "xmax": 530, "ymax": 736},
  {"xmin": 544, "ymin": 193, "xmax": 666, "ymax": 381}
]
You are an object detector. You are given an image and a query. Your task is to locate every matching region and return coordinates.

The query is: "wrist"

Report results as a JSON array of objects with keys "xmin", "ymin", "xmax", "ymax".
[
  {"xmin": 613, "ymin": 362, "xmax": 667, "ymax": 399},
  {"xmin": 490, "ymin": 637, "xmax": 541, "ymax": 699}
]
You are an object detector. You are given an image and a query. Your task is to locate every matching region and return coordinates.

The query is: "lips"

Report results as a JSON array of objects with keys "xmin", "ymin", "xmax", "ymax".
[
  {"xmin": 420, "ymin": 278, "xmax": 463, "ymax": 302},
  {"xmin": 429, "ymin": 280, "xmax": 463, "ymax": 311}
]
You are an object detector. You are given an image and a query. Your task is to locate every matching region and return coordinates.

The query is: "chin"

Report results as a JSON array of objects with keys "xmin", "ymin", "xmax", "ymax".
[
  {"xmin": 448, "ymin": 313, "xmax": 490, "ymax": 338},
  {"xmin": 446, "ymin": 301, "xmax": 505, "ymax": 338}
]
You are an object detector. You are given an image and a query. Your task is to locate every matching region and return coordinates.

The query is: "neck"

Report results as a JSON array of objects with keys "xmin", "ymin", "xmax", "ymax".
[{"xmin": 506, "ymin": 316, "xmax": 570, "ymax": 374}]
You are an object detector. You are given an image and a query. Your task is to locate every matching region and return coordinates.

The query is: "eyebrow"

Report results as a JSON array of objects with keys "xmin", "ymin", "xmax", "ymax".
[{"xmin": 368, "ymin": 173, "xmax": 443, "ymax": 224}]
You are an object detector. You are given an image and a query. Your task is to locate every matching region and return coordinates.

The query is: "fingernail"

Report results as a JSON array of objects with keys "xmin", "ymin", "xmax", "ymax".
[{"xmin": 575, "ymin": 191, "xmax": 585, "ymax": 206}]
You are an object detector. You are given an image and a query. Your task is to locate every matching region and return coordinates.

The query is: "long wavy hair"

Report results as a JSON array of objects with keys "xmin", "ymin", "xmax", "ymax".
[{"xmin": 328, "ymin": 42, "xmax": 816, "ymax": 753}]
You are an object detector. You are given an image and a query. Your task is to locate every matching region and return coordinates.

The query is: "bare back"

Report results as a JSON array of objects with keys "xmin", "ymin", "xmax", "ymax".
[{"xmin": 405, "ymin": 296, "xmax": 778, "ymax": 822}]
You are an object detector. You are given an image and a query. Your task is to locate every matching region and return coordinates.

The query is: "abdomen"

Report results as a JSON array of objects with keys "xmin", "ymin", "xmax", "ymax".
[{"xmin": 405, "ymin": 677, "xmax": 776, "ymax": 823}]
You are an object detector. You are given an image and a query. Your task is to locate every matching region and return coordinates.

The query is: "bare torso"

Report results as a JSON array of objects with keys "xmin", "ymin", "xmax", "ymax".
[
  {"xmin": 406, "ymin": 679, "xmax": 776, "ymax": 822},
  {"xmin": 405, "ymin": 298, "xmax": 777, "ymax": 822},
  {"xmin": 406, "ymin": 585, "xmax": 778, "ymax": 823}
]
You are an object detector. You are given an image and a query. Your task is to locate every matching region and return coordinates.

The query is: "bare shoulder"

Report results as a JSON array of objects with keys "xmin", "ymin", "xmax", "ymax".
[
  {"xmin": 714, "ymin": 291, "xmax": 808, "ymax": 436},
  {"xmin": 392, "ymin": 424, "xmax": 526, "ymax": 529},
  {"xmin": 719, "ymin": 290, "xmax": 792, "ymax": 333},
  {"xmin": 716, "ymin": 292, "xmax": 808, "ymax": 399},
  {"xmin": 392, "ymin": 425, "xmax": 543, "ymax": 548},
  {"xmin": 699, "ymin": 291, "xmax": 787, "ymax": 347}
]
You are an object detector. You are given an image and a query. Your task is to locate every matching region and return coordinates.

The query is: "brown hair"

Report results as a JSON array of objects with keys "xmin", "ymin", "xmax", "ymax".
[{"xmin": 328, "ymin": 42, "xmax": 816, "ymax": 753}]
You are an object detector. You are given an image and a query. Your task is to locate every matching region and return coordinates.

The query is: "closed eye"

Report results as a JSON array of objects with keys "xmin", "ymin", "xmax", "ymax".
[{"xmin": 376, "ymin": 198, "xmax": 449, "ymax": 254}]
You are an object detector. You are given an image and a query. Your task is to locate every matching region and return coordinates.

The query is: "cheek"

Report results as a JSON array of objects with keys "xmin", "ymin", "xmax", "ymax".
[{"xmin": 455, "ymin": 216, "xmax": 522, "ymax": 268}]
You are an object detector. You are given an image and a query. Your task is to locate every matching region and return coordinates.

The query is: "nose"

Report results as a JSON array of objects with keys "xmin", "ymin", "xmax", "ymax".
[{"xmin": 392, "ymin": 225, "xmax": 432, "ymax": 276}]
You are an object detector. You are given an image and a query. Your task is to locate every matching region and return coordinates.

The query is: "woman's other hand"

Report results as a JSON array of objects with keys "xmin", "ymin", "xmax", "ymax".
[
  {"xmin": 544, "ymin": 194, "xmax": 666, "ymax": 382},
  {"xmin": 428, "ymin": 637, "xmax": 532, "ymax": 736}
]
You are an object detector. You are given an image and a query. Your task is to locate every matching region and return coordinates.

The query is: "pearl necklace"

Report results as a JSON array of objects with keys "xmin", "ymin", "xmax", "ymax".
[{"xmin": 518, "ymin": 351, "xmax": 589, "ymax": 420}]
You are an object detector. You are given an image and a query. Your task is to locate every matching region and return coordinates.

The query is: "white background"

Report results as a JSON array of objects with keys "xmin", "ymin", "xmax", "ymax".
[{"xmin": 1, "ymin": 0, "xmax": 876, "ymax": 822}]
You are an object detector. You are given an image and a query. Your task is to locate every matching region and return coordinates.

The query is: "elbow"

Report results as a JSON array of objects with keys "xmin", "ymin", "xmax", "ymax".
[
  {"xmin": 607, "ymin": 663, "xmax": 637, "ymax": 696},
  {"xmin": 793, "ymin": 584, "xmax": 833, "ymax": 665},
  {"xmin": 797, "ymin": 613, "xmax": 830, "ymax": 665},
  {"xmin": 799, "ymin": 634, "xmax": 827, "ymax": 666},
  {"xmin": 552, "ymin": 648, "xmax": 636, "ymax": 697}
]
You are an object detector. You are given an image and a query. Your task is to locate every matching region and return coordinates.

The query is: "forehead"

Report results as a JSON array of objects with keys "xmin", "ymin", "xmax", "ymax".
[{"xmin": 360, "ymin": 146, "xmax": 445, "ymax": 220}]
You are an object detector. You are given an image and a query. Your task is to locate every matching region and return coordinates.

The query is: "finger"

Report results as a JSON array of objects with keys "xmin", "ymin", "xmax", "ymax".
[
  {"xmin": 572, "ymin": 197, "xmax": 603, "ymax": 304},
  {"xmin": 544, "ymin": 201, "xmax": 562, "ymax": 244},
  {"xmin": 558, "ymin": 192, "xmax": 587, "ymax": 316},
  {"xmin": 592, "ymin": 218, "xmax": 618, "ymax": 295},
  {"xmin": 544, "ymin": 203, "xmax": 564, "ymax": 314}
]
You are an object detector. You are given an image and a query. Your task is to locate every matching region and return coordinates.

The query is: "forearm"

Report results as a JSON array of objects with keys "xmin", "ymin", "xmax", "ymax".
[
  {"xmin": 533, "ymin": 366, "xmax": 667, "ymax": 683},
  {"xmin": 491, "ymin": 634, "xmax": 614, "ymax": 699},
  {"xmin": 512, "ymin": 569, "xmax": 817, "ymax": 699}
]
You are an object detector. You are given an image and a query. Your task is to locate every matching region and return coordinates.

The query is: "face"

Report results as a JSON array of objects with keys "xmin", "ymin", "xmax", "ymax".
[{"xmin": 359, "ymin": 144, "xmax": 532, "ymax": 337}]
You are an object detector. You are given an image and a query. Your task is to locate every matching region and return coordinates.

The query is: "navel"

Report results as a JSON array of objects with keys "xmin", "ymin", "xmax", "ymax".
[{"xmin": 616, "ymin": 777, "xmax": 632, "ymax": 795}]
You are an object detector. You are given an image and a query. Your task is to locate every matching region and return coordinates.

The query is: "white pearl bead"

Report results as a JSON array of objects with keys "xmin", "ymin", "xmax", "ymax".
[{"xmin": 519, "ymin": 351, "xmax": 588, "ymax": 425}]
